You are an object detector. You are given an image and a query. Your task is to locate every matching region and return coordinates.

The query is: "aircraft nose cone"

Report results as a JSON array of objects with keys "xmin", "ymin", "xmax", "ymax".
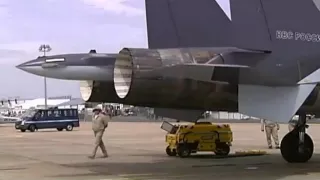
[
  {"xmin": 16, "ymin": 57, "xmax": 46, "ymax": 74},
  {"xmin": 15, "ymin": 63, "xmax": 23, "ymax": 70},
  {"xmin": 16, "ymin": 61, "xmax": 31, "ymax": 70}
]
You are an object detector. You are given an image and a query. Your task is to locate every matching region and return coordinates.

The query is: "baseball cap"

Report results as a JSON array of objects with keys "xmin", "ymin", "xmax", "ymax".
[{"xmin": 92, "ymin": 106, "xmax": 102, "ymax": 112}]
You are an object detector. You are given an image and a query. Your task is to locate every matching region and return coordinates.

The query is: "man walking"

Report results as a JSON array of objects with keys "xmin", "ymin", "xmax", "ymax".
[
  {"xmin": 88, "ymin": 107, "xmax": 110, "ymax": 159},
  {"xmin": 261, "ymin": 119, "xmax": 280, "ymax": 149}
]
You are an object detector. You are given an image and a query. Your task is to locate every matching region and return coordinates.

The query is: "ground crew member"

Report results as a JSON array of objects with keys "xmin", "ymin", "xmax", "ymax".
[
  {"xmin": 88, "ymin": 107, "xmax": 109, "ymax": 159},
  {"xmin": 261, "ymin": 119, "xmax": 280, "ymax": 149}
]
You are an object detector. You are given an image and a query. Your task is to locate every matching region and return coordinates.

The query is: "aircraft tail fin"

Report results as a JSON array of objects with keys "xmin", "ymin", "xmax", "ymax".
[
  {"xmin": 260, "ymin": 0, "xmax": 320, "ymax": 45},
  {"xmin": 145, "ymin": 0, "xmax": 272, "ymax": 51},
  {"xmin": 145, "ymin": 0, "xmax": 233, "ymax": 49}
]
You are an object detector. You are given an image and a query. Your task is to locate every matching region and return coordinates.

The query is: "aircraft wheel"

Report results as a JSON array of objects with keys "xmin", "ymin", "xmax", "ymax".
[
  {"xmin": 214, "ymin": 143, "xmax": 230, "ymax": 156},
  {"xmin": 280, "ymin": 131, "xmax": 314, "ymax": 163},
  {"xmin": 166, "ymin": 146, "xmax": 177, "ymax": 156},
  {"xmin": 177, "ymin": 144, "xmax": 191, "ymax": 158}
]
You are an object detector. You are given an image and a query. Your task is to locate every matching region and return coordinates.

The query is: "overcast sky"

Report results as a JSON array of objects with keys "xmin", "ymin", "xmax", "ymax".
[{"xmin": 0, "ymin": 0, "xmax": 228, "ymax": 99}]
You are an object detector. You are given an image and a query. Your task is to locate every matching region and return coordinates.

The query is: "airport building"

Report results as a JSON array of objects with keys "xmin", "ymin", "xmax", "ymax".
[
  {"xmin": 0, "ymin": 96, "xmax": 86, "ymax": 116},
  {"xmin": 0, "ymin": 95, "xmax": 261, "ymax": 121}
]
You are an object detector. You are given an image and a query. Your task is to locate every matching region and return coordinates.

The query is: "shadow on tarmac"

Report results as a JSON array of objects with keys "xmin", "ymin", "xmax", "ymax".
[{"xmin": 47, "ymin": 153, "xmax": 320, "ymax": 180}]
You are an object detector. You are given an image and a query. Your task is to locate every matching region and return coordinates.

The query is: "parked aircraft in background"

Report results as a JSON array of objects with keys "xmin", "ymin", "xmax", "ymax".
[{"xmin": 0, "ymin": 115, "xmax": 20, "ymax": 124}]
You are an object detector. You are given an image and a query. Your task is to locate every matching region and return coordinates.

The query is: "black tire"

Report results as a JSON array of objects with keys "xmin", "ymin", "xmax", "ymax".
[
  {"xmin": 177, "ymin": 145, "xmax": 191, "ymax": 158},
  {"xmin": 20, "ymin": 129, "xmax": 26, "ymax": 132},
  {"xmin": 166, "ymin": 146, "xmax": 177, "ymax": 156},
  {"xmin": 214, "ymin": 143, "xmax": 230, "ymax": 156},
  {"xmin": 280, "ymin": 131, "xmax": 314, "ymax": 163},
  {"xmin": 29, "ymin": 125, "xmax": 36, "ymax": 132},
  {"xmin": 57, "ymin": 128, "xmax": 63, "ymax": 131},
  {"xmin": 66, "ymin": 124, "xmax": 73, "ymax": 131}
]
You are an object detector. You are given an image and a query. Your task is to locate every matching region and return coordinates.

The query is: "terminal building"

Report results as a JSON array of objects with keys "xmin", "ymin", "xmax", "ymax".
[{"xmin": 0, "ymin": 96, "xmax": 84, "ymax": 116}]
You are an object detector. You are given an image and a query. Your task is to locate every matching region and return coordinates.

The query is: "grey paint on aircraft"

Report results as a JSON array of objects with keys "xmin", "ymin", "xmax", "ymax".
[
  {"xmin": 17, "ymin": 0, "xmax": 320, "ymax": 124},
  {"xmin": 17, "ymin": 53, "xmax": 117, "ymax": 81},
  {"xmin": 313, "ymin": 0, "xmax": 320, "ymax": 11}
]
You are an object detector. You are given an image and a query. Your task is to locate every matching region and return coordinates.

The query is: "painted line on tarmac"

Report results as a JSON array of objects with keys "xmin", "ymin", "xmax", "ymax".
[{"xmin": 0, "ymin": 134, "xmax": 24, "ymax": 138}]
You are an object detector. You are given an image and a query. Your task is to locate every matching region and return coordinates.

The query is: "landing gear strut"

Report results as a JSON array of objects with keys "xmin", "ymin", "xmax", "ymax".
[{"xmin": 280, "ymin": 114, "xmax": 314, "ymax": 163}]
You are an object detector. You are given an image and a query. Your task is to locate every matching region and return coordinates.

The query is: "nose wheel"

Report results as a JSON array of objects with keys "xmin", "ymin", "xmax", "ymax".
[{"xmin": 280, "ymin": 114, "xmax": 314, "ymax": 163}]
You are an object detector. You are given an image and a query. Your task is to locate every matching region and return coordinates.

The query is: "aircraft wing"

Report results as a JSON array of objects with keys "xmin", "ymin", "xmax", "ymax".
[
  {"xmin": 238, "ymin": 66, "xmax": 320, "ymax": 123},
  {"xmin": 238, "ymin": 84, "xmax": 316, "ymax": 123}
]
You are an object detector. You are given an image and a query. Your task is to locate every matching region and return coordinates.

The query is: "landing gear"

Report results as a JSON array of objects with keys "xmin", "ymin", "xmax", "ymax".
[{"xmin": 280, "ymin": 114, "xmax": 314, "ymax": 163}]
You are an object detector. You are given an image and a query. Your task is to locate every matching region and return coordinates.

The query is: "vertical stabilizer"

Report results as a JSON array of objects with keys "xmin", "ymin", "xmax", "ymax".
[
  {"xmin": 261, "ymin": 0, "xmax": 320, "ymax": 47},
  {"xmin": 230, "ymin": 0, "xmax": 271, "ymax": 51},
  {"xmin": 145, "ymin": 0, "xmax": 232, "ymax": 49},
  {"xmin": 145, "ymin": 0, "xmax": 272, "ymax": 51}
]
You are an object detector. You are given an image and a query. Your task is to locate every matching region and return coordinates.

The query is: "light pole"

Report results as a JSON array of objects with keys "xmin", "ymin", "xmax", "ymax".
[{"xmin": 38, "ymin": 44, "xmax": 52, "ymax": 109}]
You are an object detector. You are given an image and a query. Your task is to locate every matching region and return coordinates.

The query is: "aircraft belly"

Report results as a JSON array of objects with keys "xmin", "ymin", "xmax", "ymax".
[
  {"xmin": 79, "ymin": 81, "xmax": 125, "ymax": 103},
  {"xmin": 40, "ymin": 66, "xmax": 113, "ymax": 81},
  {"xmin": 117, "ymin": 78, "xmax": 238, "ymax": 111},
  {"xmin": 80, "ymin": 77, "xmax": 238, "ymax": 112},
  {"xmin": 62, "ymin": 66, "xmax": 113, "ymax": 81}
]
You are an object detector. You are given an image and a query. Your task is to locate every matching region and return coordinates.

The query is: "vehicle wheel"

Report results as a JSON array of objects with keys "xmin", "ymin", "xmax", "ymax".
[
  {"xmin": 280, "ymin": 131, "xmax": 313, "ymax": 163},
  {"xmin": 177, "ymin": 145, "xmax": 191, "ymax": 158},
  {"xmin": 214, "ymin": 143, "xmax": 230, "ymax": 156},
  {"xmin": 166, "ymin": 146, "xmax": 177, "ymax": 156},
  {"xmin": 29, "ymin": 125, "xmax": 36, "ymax": 132},
  {"xmin": 20, "ymin": 129, "xmax": 26, "ymax": 132},
  {"xmin": 57, "ymin": 128, "xmax": 63, "ymax": 131},
  {"xmin": 66, "ymin": 124, "xmax": 73, "ymax": 131}
]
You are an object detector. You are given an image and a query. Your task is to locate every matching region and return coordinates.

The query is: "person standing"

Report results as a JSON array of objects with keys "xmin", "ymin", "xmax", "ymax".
[
  {"xmin": 88, "ymin": 107, "xmax": 110, "ymax": 159},
  {"xmin": 261, "ymin": 119, "xmax": 280, "ymax": 149}
]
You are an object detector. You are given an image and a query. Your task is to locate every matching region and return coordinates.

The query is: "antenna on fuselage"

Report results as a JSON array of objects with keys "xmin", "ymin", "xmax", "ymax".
[{"xmin": 89, "ymin": 49, "xmax": 97, "ymax": 53}]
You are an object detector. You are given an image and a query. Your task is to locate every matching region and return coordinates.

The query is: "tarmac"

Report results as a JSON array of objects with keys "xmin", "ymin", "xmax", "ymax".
[{"xmin": 1, "ymin": 120, "xmax": 320, "ymax": 180}]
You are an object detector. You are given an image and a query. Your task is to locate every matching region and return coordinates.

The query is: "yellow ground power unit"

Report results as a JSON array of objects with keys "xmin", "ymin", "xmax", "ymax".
[{"xmin": 161, "ymin": 121, "xmax": 233, "ymax": 158}]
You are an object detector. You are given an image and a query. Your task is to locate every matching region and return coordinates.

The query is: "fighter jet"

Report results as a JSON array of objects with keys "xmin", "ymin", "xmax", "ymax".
[{"xmin": 17, "ymin": 0, "xmax": 320, "ymax": 163}]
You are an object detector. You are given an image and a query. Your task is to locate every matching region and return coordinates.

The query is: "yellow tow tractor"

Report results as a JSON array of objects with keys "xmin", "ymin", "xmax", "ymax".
[{"xmin": 161, "ymin": 121, "xmax": 233, "ymax": 158}]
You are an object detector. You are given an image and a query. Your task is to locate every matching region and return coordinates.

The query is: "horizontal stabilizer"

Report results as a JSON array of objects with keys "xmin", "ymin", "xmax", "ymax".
[
  {"xmin": 141, "ymin": 63, "xmax": 250, "ymax": 84},
  {"xmin": 154, "ymin": 108, "xmax": 204, "ymax": 122},
  {"xmin": 239, "ymin": 84, "xmax": 316, "ymax": 123},
  {"xmin": 298, "ymin": 68, "xmax": 320, "ymax": 84}
]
